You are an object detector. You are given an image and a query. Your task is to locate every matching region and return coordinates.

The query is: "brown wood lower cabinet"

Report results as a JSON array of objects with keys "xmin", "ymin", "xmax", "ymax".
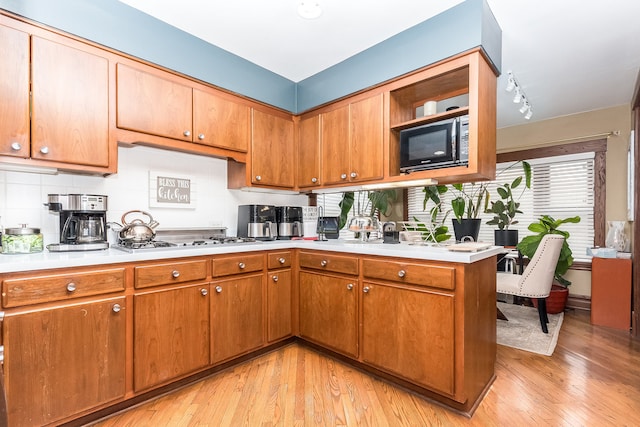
[
  {"xmin": 211, "ymin": 273, "xmax": 265, "ymax": 364},
  {"xmin": 3, "ymin": 297, "xmax": 126, "ymax": 427},
  {"xmin": 133, "ymin": 283, "xmax": 210, "ymax": 392},
  {"xmin": 361, "ymin": 281, "xmax": 455, "ymax": 395},
  {"xmin": 267, "ymin": 269, "xmax": 292, "ymax": 342},
  {"xmin": 298, "ymin": 271, "xmax": 358, "ymax": 358}
]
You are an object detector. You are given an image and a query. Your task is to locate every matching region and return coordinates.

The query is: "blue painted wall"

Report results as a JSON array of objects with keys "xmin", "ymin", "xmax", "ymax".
[{"xmin": 0, "ymin": 0, "xmax": 500, "ymax": 114}]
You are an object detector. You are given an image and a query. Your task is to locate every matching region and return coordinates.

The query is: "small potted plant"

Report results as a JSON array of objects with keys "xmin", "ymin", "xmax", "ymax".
[
  {"xmin": 517, "ymin": 214, "xmax": 581, "ymax": 313},
  {"xmin": 447, "ymin": 182, "xmax": 490, "ymax": 242},
  {"xmin": 485, "ymin": 161, "xmax": 531, "ymax": 246}
]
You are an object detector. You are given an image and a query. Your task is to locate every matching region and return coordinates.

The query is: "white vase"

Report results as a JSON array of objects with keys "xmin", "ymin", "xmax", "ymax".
[{"xmin": 605, "ymin": 221, "xmax": 628, "ymax": 252}]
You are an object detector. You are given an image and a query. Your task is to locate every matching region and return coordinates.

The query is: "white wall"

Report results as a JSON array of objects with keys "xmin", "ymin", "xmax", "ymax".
[{"xmin": 0, "ymin": 146, "xmax": 308, "ymax": 246}]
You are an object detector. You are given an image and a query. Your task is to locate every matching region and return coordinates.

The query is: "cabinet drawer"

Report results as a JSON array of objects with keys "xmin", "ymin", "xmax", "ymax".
[
  {"xmin": 2, "ymin": 268, "xmax": 125, "ymax": 307},
  {"xmin": 299, "ymin": 251, "xmax": 358, "ymax": 275},
  {"xmin": 212, "ymin": 253, "xmax": 264, "ymax": 277},
  {"xmin": 362, "ymin": 258, "xmax": 455, "ymax": 290},
  {"xmin": 268, "ymin": 251, "xmax": 292, "ymax": 269},
  {"xmin": 135, "ymin": 260, "xmax": 208, "ymax": 289}
]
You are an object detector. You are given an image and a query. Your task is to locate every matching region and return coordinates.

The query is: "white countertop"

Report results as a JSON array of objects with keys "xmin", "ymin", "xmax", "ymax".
[{"xmin": 0, "ymin": 240, "xmax": 504, "ymax": 273}]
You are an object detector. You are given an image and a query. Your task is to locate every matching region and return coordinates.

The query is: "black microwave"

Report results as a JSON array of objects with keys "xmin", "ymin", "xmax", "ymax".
[{"xmin": 399, "ymin": 115, "xmax": 469, "ymax": 173}]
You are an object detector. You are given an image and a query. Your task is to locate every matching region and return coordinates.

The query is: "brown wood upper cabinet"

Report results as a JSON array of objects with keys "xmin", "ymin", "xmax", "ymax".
[
  {"xmin": 0, "ymin": 17, "xmax": 110, "ymax": 171},
  {"xmin": 321, "ymin": 93, "xmax": 384, "ymax": 185},
  {"xmin": 250, "ymin": 108, "xmax": 295, "ymax": 188},
  {"xmin": 297, "ymin": 114, "xmax": 322, "ymax": 188},
  {"xmin": 116, "ymin": 63, "xmax": 249, "ymax": 153}
]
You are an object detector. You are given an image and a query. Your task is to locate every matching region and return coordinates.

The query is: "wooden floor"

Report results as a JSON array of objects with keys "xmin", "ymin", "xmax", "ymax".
[{"xmin": 92, "ymin": 310, "xmax": 640, "ymax": 426}]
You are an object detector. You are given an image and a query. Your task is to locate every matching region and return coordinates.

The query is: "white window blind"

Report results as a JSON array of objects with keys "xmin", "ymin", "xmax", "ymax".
[{"xmin": 407, "ymin": 153, "xmax": 595, "ymax": 259}]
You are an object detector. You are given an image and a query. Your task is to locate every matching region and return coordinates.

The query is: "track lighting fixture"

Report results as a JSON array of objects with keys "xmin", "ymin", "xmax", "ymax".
[{"xmin": 505, "ymin": 70, "xmax": 533, "ymax": 120}]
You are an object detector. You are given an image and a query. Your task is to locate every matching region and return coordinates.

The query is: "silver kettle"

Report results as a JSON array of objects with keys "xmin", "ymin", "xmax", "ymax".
[{"xmin": 118, "ymin": 210, "xmax": 159, "ymax": 243}]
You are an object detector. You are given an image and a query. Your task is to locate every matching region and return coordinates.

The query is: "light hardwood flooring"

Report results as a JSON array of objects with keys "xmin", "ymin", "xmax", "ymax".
[{"xmin": 92, "ymin": 310, "xmax": 640, "ymax": 426}]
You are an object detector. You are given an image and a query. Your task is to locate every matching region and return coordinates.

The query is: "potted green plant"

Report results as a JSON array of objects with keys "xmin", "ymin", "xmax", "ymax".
[
  {"xmin": 516, "ymin": 214, "xmax": 581, "ymax": 313},
  {"xmin": 486, "ymin": 161, "xmax": 531, "ymax": 246},
  {"xmin": 447, "ymin": 182, "xmax": 490, "ymax": 242}
]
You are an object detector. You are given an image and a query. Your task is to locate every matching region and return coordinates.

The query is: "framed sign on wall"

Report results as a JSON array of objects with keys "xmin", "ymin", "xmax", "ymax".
[{"xmin": 149, "ymin": 171, "xmax": 197, "ymax": 209}]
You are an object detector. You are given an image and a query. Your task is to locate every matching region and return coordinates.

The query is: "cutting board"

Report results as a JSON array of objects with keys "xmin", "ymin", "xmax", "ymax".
[{"xmin": 447, "ymin": 242, "xmax": 492, "ymax": 252}]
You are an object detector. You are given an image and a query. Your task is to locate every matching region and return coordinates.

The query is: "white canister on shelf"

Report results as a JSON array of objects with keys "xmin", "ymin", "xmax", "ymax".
[{"xmin": 423, "ymin": 100, "xmax": 437, "ymax": 116}]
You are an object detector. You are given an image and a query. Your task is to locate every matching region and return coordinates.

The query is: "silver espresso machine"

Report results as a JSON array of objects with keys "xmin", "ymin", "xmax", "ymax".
[
  {"xmin": 237, "ymin": 205, "xmax": 277, "ymax": 241},
  {"xmin": 45, "ymin": 194, "xmax": 109, "ymax": 251}
]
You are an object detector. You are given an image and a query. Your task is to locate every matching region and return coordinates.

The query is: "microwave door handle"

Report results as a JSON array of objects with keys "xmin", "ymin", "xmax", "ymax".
[{"xmin": 451, "ymin": 118, "xmax": 458, "ymax": 158}]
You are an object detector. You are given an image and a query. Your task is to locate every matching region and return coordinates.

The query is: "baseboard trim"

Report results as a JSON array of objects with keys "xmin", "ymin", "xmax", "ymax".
[{"xmin": 567, "ymin": 294, "xmax": 591, "ymax": 311}]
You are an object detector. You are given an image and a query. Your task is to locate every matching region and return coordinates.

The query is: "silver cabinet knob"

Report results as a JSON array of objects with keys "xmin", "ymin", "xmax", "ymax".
[
  {"xmin": 183, "ymin": 130, "xmax": 191, "ymax": 137},
  {"xmin": 40, "ymin": 146, "xmax": 49, "ymax": 154},
  {"xmin": 320, "ymin": 260, "xmax": 328, "ymax": 267},
  {"xmin": 200, "ymin": 288, "xmax": 208, "ymax": 296},
  {"xmin": 198, "ymin": 133, "xmax": 205, "ymax": 140},
  {"xmin": 311, "ymin": 177, "xmax": 318, "ymax": 183},
  {"xmin": 363, "ymin": 286, "xmax": 371, "ymax": 293},
  {"xmin": 272, "ymin": 275, "xmax": 279, "ymax": 282},
  {"xmin": 172, "ymin": 270, "xmax": 180, "ymax": 278},
  {"xmin": 238, "ymin": 262, "xmax": 246, "ymax": 269},
  {"xmin": 398, "ymin": 270, "xmax": 406, "ymax": 278},
  {"xmin": 10, "ymin": 142, "xmax": 21, "ymax": 151},
  {"xmin": 66, "ymin": 282, "xmax": 76, "ymax": 292},
  {"xmin": 255, "ymin": 175, "xmax": 262, "ymax": 181},
  {"xmin": 340, "ymin": 173, "xmax": 347, "ymax": 180},
  {"xmin": 350, "ymin": 172, "xmax": 357, "ymax": 179},
  {"xmin": 215, "ymin": 285, "xmax": 223, "ymax": 293},
  {"xmin": 346, "ymin": 283, "xmax": 354, "ymax": 290},
  {"xmin": 112, "ymin": 303, "xmax": 122, "ymax": 313},
  {"xmin": 278, "ymin": 257, "xmax": 286, "ymax": 264}
]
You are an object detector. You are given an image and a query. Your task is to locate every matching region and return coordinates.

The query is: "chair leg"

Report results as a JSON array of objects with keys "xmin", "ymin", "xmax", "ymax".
[{"xmin": 536, "ymin": 298, "xmax": 549, "ymax": 334}]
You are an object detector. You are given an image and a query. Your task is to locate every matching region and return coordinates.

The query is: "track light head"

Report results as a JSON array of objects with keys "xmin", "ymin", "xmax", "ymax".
[
  {"xmin": 513, "ymin": 88, "xmax": 522, "ymax": 103},
  {"xmin": 505, "ymin": 71, "xmax": 516, "ymax": 92},
  {"xmin": 519, "ymin": 100, "xmax": 529, "ymax": 114},
  {"xmin": 524, "ymin": 108, "xmax": 533, "ymax": 120}
]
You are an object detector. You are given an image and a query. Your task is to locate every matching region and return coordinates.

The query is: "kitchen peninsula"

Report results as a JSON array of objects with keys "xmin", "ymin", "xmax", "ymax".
[{"xmin": 0, "ymin": 241, "xmax": 499, "ymax": 425}]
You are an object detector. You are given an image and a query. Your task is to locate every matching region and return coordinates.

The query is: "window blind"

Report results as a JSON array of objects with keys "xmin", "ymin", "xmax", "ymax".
[{"xmin": 407, "ymin": 153, "xmax": 595, "ymax": 259}]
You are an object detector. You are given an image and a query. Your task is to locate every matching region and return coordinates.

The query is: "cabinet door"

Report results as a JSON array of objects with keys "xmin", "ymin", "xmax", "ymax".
[
  {"xmin": 31, "ymin": 36, "xmax": 109, "ymax": 166},
  {"xmin": 0, "ymin": 23, "xmax": 30, "ymax": 158},
  {"xmin": 251, "ymin": 109, "xmax": 295, "ymax": 188},
  {"xmin": 349, "ymin": 94, "xmax": 384, "ymax": 182},
  {"xmin": 297, "ymin": 114, "xmax": 321, "ymax": 188},
  {"xmin": 361, "ymin": 282, "xmax": 455, "ymax": 395},
  {"xmin": 299, "ymin": 271, "xmax": 358, "ymax": 357},
  {"xmin": 133, "ymin": 284, "xmax": 210, "ymax": 392},
  {"xmin": 321, "ymin": 104, "xmax": 350, "ymax": 185},
  {"xmin": 116, "ymin": 63, "xmax": 193, "ymax": 141},
  {"xmin": 267, "ymin": 269, "xmax": 292, "ymax": 342},
  {"xmin": 211, "ymin": 274, "xmax": 264, "ymax": 363},
  {"xmin": 193, "ymin": 88, "xmax": 250, "ymax": 152},
  {"xmin": 4, "ymin": 297, "xmax": 126, "ymax": 427}
]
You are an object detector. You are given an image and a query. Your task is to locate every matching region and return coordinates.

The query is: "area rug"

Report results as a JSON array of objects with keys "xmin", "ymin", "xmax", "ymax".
[{"xmin": 496, "ymin": 302, "xmax": 564, "ymax": 356}]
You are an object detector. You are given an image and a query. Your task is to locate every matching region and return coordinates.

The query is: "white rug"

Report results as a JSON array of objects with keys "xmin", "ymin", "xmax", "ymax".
[{"xmin": 496, "ymin": 302, "xmax": 564, "ymax": 356}]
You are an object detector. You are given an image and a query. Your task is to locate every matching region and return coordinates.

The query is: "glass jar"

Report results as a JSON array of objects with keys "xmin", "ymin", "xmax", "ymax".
[
  {"xmin": 1, "ymin": 225, "xmax": 44, "ymax": 254},
  {"xmin": 605, "ymin": 221, "xmax": 629, "ymax": 252},
  {"xmin": 347, "ymin": 215, "xmax": 381, "ymax": 242}
]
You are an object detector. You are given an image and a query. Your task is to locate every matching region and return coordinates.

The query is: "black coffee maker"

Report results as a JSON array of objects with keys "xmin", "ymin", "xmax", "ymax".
[
  {"xmin": 237, "ymin": 205, "xmax": 277, "ymax": 240},
  {"xmin": 275, "ymin": 206, "xmax": 303, "ymax": 240},
  {"xmin": 45, "ymin": 194, "xmax": 109, "ymax": 251}
]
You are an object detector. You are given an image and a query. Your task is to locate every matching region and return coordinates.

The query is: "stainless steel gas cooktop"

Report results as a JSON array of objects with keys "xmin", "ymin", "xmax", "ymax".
[{"xmin": 111, "ymin": 227, "xmax": 259, "ymax": 253}]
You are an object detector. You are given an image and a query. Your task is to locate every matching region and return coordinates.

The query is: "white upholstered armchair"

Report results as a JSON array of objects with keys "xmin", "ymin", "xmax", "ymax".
[{"xmin": 496, "ymin": 234, "xmax": 565, "ymax": 333}]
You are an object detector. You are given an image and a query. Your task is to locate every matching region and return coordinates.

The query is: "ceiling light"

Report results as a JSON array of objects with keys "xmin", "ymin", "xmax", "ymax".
[
  {"xmin": 298, "ymin": 1, "xmax": 322, "ymax": 19},
  {"xmin": 519, "ymin": 100, "xmax": 529, "ymax": 114},
  {"xmin": 524, "ymin": 108, "xmax": 533, "ymax": 120},
  {"xmin": 505, "ymin": 71, "xmax": 516, "ymax": 92},
  {"xmin": 512, "ymin": 88, "xmax": 522, "ymax": 103}
]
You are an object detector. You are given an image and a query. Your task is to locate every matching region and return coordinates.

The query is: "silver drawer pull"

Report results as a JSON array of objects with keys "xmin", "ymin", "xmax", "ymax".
[
  {"xmin": 350, "ymin": 172, "xmax": 357, "ymax": 178},
  {"xmin": 363, "ymin": 286, "xmax": 371, "ymax": 293},
  {"xmin": 278, "ymin": 257, "xmax": 286, "ymax": 264},
  {"xmin": 10, "ymin": 142, "xmax": 21, "ymax": 151},
  {"xmin": 346, "ymin": 283, "xmax": 354, "ymax": 290},
  {"xmin": 272, "ymin": 275, "xmax": 279, "ymax": 282},
  {"xmin": 311, "ymin": 177, "xmax": 318, "ymax": 183},
  {"xmin": 39, "ymin": 146, "xmax": 49, "ymax": 154},
  {"xmin": 340, "ymin": 173, "xmax": 347, "ymax": 180},
  {"xmin": 183, "ymin": 130, "xmax": 191, "ymax": 137},
  {"xmin": 238, "ymin": 262, "xmax": 246, "ymax": 269},
  {"xmin": 172, "ymin": 270, "xmax": 180, "ymax": 278},
  {"xmin": 320, "ymin": 260, "xmax": 328, "ymax": 267},
  {"xmin": 66, "ymin": 282, "xmax": 77, "ymax": 292},
  {"xmin": 200, "ymin": 288, "xmax": 208, "ymax": 296},
  {"xmin": 398, "ymin": 270, "xmax": 406, "ymax": 278},
  {"xmin": 112, "ymin": 303, "xmax": 122, "ymax": 313},
  {"xmin": 255, "ymin": 175, "xmax": 262, "ymax": 181},
  {"xmin": 198, "ymin": 133, "xmax": 205, "ymax": 140},
  {"xmin": 215, "ymin": 285, "xmax": 223, "ymax": 293}
]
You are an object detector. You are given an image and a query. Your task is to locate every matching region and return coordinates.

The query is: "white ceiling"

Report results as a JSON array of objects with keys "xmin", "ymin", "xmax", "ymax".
[{"xmin": 118, "ymin": 0, "xmax": 640, "ymax": 129}]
